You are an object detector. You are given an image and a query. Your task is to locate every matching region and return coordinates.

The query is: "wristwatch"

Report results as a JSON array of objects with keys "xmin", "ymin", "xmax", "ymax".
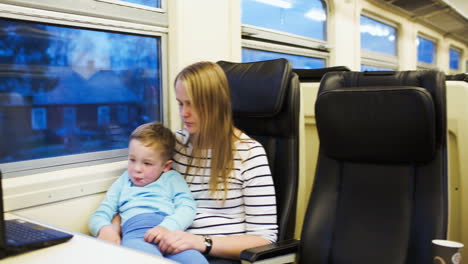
[{"xmin": 203, "ymin": 235, "xmax": 212, "ymax": 255}]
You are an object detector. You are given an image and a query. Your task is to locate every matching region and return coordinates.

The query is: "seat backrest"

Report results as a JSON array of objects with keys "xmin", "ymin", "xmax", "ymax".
[
  {"xmin": 217, "ymin": 59, "xmax": 300, "ymax": 241},
  {"xmin": 301, "ymin": 70, "xmax": 447, "ymax": 264},
  {"xmin": 293, "ymin": 66, "xmax": 351, "ymax": 82}
]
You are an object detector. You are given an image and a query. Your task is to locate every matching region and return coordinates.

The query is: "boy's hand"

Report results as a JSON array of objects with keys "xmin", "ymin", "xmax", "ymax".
[
  {"xmin": 97, "ymin": 225, "xmax": 121, "ymax": 245},
  {"xmin": 144, "ymin": 226, "xmax": 169, "ymax": 244}
]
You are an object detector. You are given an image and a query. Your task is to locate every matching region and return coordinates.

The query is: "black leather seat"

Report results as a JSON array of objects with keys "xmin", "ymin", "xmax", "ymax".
[
  {"xmin": 293, "ymin": 66, "xmax": 350, "ymax": 82},
  {"xmin": 241, "ymin": 70, "xmax": 448, "ymax": 264},
  {"xmin": 217, "ymin": 59, "xmax": 300, "ymax": 242}
]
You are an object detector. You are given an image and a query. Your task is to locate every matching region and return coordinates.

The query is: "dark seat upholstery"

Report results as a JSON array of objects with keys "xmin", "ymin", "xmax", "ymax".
[
  {"xmin": 302, "ymin": 70, "xmax": 448, "ymax": 264},
  {"xmin": 217, "ymin": 59, "xmax": 300, "ymax": 242},
  {"xmin": 293, "ymin": 66, "xmax": 350, "ymax": 82},
  {"xmin": 240, "ymin": 70, "xmax": 448, "ymax": 264}
]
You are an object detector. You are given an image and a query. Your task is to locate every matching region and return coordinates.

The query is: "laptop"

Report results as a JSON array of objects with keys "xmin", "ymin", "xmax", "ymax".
[{"xmin": 0, "ymin": 170, "xmax": 73, "ymax": 258}]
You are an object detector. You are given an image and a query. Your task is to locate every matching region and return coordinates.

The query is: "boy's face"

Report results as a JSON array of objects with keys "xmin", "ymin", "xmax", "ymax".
[{"xmin": 128, "ymin": 139, "xmax": 172, "ymax": 187}]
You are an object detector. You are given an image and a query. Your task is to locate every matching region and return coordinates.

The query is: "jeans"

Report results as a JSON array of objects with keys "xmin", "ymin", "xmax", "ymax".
[{"xmin": 121, "ymin": 212, "xmax": 208, "ymax": 264}]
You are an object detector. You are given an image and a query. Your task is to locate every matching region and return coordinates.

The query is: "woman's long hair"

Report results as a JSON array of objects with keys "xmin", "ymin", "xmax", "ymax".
[{"xmin": 175, "ymin": 61, "xmax": 236, "ymax": 200}]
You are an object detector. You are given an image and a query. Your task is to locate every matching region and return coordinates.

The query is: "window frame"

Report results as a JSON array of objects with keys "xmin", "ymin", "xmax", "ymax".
[
  {"xmin": 359, "ymin": 12, "xmax": 399, "ymax": 70},
  {"xmin": 242, "ymin": 25, "xmax": 330, "ymax": 52},
  {"xmin": 241, "ymin": 0, "xmax": 330, "ymax": 68},
  {"xmin": 0, "ymin": 0, "xmax": 167, "ymax": 27},
  {"xmin": 242, "ymin": 39, "xmax": 329, "ymax": 63},
  {"xmin": 95, "ymin": 0, "xmax": 166, "ymax": 12},
  {"xmin": 0, "ymin": 2, "xmax": 169, "ymax": 178},
  {"xmin": 416, "ymin": 33, "xmax": 438, "ymax": 70}
]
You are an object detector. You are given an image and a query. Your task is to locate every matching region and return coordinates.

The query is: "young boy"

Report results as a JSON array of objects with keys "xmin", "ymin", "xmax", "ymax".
[{"xmin": 89, "ymin": 122, "xmax": 207, "ymax": 264}]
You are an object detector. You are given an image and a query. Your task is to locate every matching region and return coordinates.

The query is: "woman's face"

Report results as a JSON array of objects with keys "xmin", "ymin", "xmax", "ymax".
[{"xmin": 175, "ymin": 80, "xmax": 200, "ymax": 135}]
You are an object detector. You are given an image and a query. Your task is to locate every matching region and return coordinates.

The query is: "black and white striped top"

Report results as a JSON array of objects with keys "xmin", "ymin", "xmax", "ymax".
[{"xmin": 172, "ymin": 129, "xmax": 278, "ymax": 242}]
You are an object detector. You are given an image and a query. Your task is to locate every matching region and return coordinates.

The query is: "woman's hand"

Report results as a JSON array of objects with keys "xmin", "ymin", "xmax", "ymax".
[
  {"xmin": 158, "ymin": 230, "xmax": 205, "ymax": 255},
  {"xmin": 111, "ymin": 214, "xmax": 122, "ymax": 235},
  {"xmin": 97, "ymin": 225, "xmax": 121, "ymax": 245},
  {"xmin": 144, "ymin": 226, "xmax": 169, "ymax": 244}
]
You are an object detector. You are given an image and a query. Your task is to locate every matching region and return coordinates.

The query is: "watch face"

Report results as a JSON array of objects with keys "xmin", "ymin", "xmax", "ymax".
[{"xmin": 204, "ymin": 236, "xmax": 212, "ymax": 245}]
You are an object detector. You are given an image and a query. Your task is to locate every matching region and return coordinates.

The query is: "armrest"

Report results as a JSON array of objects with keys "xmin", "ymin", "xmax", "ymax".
[{"xmin": 240, "ymin": 239, "xmax": 300, "ymax": 262}]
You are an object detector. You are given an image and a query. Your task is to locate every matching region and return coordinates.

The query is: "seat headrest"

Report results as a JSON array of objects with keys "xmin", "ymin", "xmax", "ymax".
[
  {"xmin": 315, "ymin": 86, "xmax": 436, "ymax": 163},
  {"xmin": 217, "ymin": 59, "xmax": 292, "ymax": 118}
]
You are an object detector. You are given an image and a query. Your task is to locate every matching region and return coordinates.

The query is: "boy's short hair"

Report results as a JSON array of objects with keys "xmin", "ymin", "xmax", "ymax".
[{"xmin": 129, "ymin": 122, "xmax": 175, "ymax": 161}]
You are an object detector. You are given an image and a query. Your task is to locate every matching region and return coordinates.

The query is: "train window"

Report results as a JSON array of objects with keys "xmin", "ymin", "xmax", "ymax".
[
  {"xmin": 243, "ymin": 48, "xmax": 325, "ymax": 69},
  {"xmin": 417, "ymin": 36, "xmax": 436, "ymax": 65},
  {"xmin": 360, "ymin": 14, "xmax": 398, "ymax": 70},
  {"xmin": 242, "ymin": 0, "xmax": 326, "ymax": 41},
  {"xmin": 361, "ymin": 65, "xmax": 394, "ymax": 71},
  {"xmin": 0, "ymin": 16, "xmax": 164, "ymax": 177},
  {"xmin": 360, "ymin": 15, "xmax": 396, "ymax": 56},
  {"xmin": 241, "ymin": 0, "xmax": 329, "ymax": 69},
  {"xmin": 449, "ymin": 47, "xmax": 461, "ymax": 70}
]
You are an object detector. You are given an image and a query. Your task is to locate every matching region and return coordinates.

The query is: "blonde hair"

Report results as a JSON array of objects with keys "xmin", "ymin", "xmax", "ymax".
[
  {"xmin": 130, "ymin": 121, "xmax": 175, "ymax": 162},
  {"xmin": 175, "ymin": 61, "xmax": 237, "ymax": 200}
]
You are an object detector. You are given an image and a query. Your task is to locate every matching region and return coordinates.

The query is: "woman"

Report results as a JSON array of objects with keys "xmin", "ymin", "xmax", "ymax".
[{"xmin": 158, "ymin": 61, "xmax": 278, "ymax": 263}]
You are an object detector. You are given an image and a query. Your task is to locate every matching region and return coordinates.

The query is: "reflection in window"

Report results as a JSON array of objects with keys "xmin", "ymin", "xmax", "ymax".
[
  {"xmin": 361, "ymin": 65, "xmax": 394, "ymax": 71},
  {"xmin": 0, "ymin": 18, "xmax": 161, "ymax": 164},
  {"xmin": 449, "ymin": 48, "xmax": 460, "ymax": 70},
  {"xmin": 242, "ymin": 0, "xmax": 326, "ymax": 41},
  {"xmin": 242, "ymin": 48, "xmax": 325, "ymax": 69},
  {"xmin": 117, "ymin": 105, "xmax": 129, "ymax": 124},
  {"xmin": 117, "ymin": 0, "xmax": 160, "ymax": 8},
  {"xmin": 360, "ymin": 16, "xmax": 396, "ymax": 56},
  {"xmin": 31, "ymin": 108, "xmax": 47, "ymax": 130},
  {"xmin": 417, "ymin": 36, "xmax": 435, "ymax": 64}
]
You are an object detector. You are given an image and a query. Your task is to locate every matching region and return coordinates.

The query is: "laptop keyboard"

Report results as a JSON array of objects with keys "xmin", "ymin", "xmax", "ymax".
[{"xmin": 5, "ymin": 220, "xmax": 54, "ymax": 244}]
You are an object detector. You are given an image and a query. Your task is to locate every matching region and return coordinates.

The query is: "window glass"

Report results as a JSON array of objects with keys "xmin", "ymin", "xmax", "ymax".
[
  {"xmin": 449, "ymin": 48, "xmax": 460, "ymax": 70},
  {"xmin": 116, "ymin": 0, "xmax": 160, "ymax": 8},
  {"xmin": 360, "ymin": 16, "xmax": 396, "ymax": 56},
  {"xmin": 361, "ymin": 65, "xmax": 394, "ymax": 71},
  {"xmin": 417, "ymin": 36, "xmax": 435, "ymax": 64},
  {"xmin": 242, "ymin": 48, "xmax": 325, "ymax": 69},
  {"xmin": 242, "ymin": 0, "xmax": 326, "ymax": 41},
  {"xmin": 0, "ymin": 18, "xmax": 161, "ymax": 164}
]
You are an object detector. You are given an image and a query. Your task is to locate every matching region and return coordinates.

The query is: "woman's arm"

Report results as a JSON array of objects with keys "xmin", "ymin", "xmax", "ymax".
[
  {"xmin": 111, "ymin": 214, "xmax": 122, "ymax": 235},
  {"xmin": 207, "ymin": 234, "xmax": 270, "ymax": 259},
  {"xmin": 158, "ymin": 232, "xmax": 270, "ymax": 259},
  {"xmin": 241, "ymin": 141, "xmax": 278, "ymax": 243}
]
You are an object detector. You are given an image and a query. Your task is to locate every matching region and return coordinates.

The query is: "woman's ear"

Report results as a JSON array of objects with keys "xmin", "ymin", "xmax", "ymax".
[{"xmin": 163, "ymin": 160, "xmax": 173, "ymax": 172}]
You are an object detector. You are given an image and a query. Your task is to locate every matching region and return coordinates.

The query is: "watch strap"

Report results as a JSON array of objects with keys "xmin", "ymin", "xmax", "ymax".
[{"xmin": 203, "ymin": 235, "xmax": 212, "ymax": 255}]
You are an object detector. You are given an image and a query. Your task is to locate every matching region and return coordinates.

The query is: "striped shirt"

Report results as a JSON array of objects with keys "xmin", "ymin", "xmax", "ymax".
[{"xmin": 172, "ymin": 129, "xmax": 278, "ymax": 242}]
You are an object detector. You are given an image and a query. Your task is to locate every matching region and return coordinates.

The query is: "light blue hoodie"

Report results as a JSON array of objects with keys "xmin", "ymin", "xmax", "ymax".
[{"xmin": 89, "ymin": 170, "xmax": 196, "ymax": 236}]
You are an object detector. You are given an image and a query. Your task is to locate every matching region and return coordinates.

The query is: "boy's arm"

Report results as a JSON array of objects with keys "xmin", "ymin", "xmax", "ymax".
[
  {"xmin": 88, "ymin": 172, "xmax": 126, "ymax": 237},
  {"xmin": 158, "ymin": 171, "xmax": 196, "ymax": 231}
]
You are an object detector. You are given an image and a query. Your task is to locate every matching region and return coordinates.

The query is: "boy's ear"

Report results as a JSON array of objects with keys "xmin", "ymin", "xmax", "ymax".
[{"xmin": 163, "ymin": 159, "xmax": 173, "ymax": 172}]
